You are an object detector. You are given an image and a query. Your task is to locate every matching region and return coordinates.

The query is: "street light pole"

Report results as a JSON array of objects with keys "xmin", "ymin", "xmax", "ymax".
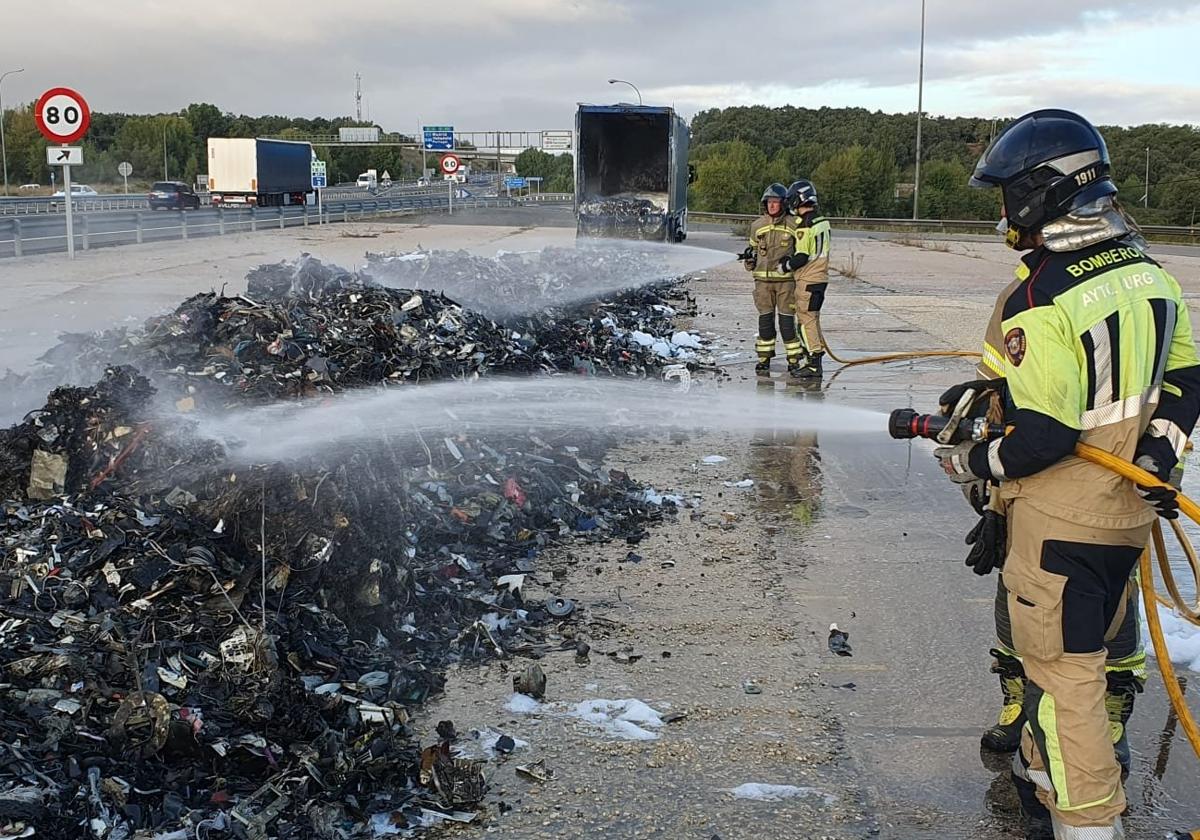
[
  {"xmin": 0, "ymin": 68, "xmax": 25, "ymax": 197},
  {"xmin": 1145, "ymin": 146, "xmax": 1150, "ymax": 208},
  {"xmin": 607, "ymin": 79, "xmax": 642, "ymax": 106},
  {"xmin": 912, "ymin": 0, "xmax": 926, "ymax": 221}
]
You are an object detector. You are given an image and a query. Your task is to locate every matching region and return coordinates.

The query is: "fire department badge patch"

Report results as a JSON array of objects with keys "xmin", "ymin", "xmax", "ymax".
[{"xmin": 1004, "ymin": 327, "xmax": 1026, "ymax": 366}]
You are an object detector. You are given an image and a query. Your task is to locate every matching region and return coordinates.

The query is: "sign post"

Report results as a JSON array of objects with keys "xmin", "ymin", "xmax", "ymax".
[
  {"xmin": 118, "ymin": 161, "xmax": 132, "ymax": 194},
  {"xmin": 35, "ymin": 87, "xmax": 91, "ymax": 260},
  {"xmin": 311, "ymin": 159, "xmax": 327, "ymax": 224},
  {"xmin": 440, "ymin": 154, "xmax": 461, "ymax": 215}
]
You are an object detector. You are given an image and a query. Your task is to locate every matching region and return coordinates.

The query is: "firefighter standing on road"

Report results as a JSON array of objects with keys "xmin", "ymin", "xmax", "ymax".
[
  {"xmin": 953, "ymin": 304, "xmax": 1149, "ymax": 775},
  {"xmin": 742, "ymin": 183, "xmax": 805, "ymax": 378},
  {"xmin": 933, "ymin": 109, "xmax": 1200, "ymax": 839},
  {"xmin": 786, "ymin": 180, "xmax": 832, "ymax": 379}
]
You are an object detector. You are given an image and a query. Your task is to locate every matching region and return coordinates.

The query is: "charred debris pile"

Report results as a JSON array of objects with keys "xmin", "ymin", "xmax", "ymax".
[{"xmin": 0, "ymin": 251, "xmax": 708, "ymax": 838}]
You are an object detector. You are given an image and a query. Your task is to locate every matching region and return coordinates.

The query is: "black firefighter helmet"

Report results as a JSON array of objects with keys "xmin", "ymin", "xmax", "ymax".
[
  {"xmin": 786, "ymin": 179, "xmax": 818, "ymax": 211},
  {"xmin": 970, "ymin": 109, "xmax": 1116, "ymax": 244},
  {"xmin": 761, "ymin": 182, "xmax": 789, "ymax": 215}
]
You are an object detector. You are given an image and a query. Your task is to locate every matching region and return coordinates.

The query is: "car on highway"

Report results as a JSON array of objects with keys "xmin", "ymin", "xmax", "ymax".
[
  {"xmin": 18, "ymin": 183, "xmax": 40, "ymax": 192},
  {"xmin": 148, "ymin": 181, "xmax": 201, "ymax": 210},
  {"xmin": 51, "ymin": 184, "xmax": 99, "ymax": 198}
]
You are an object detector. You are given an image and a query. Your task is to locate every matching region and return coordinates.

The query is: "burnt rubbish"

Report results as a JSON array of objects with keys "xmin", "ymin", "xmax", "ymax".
[{"xmin": 0, "ymin": 251, "xmax": 705, "ymax": 837}]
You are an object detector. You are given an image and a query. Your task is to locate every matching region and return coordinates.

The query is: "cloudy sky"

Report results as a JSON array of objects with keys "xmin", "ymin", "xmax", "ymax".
[{"xmin": 3, "ymin": 1, "xmax": 1199, "ymax": 131}]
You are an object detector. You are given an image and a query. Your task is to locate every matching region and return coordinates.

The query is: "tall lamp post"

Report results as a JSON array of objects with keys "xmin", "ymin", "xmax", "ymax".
[
  {"xmin": 0, "ymin": 68, "xmax": 25, "ymax": 197},
  {"xmin": 1144, "ymin": 146, "xmax": 1151, "ymax": 208},
  {"xmin": 912, "ymin": 0, "xmax": 926, "ymax": 221},
  {"xmin": 608, "ymin": 79, "xmax": 642, "ymax": 106}
]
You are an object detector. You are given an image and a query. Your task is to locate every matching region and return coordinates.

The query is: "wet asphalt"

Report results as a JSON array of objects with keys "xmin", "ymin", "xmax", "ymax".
[
  {"xmin": 2, "ymin": 212, "xmax": 1195, "ymax": 837},
  {"xmin": 416, "ymin": 229, "xmax": 1200, "ymax": 839}
]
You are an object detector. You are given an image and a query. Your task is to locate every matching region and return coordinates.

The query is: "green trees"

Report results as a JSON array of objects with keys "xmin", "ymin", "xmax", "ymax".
[
  {"xmin": 0, "ymin": 102, "xmax": 417, "ymax": 191},
  {"xmin": 917, "ymin": 160, "xmax": 999, "ymax": 220},
  {"xmin": 812, "ymin": 146, "xmax": 896, "ymax": 217},
  {"xmin": 512, "ymin": 148, "xmax": 574, "ymax": 192},
  {"xmin": 688, "ymin": 106, "xmax": 1200, "ymax": 222},
  {"xmin": 690, "ymin": 141, "xmax": 769, "ymax": 213}
]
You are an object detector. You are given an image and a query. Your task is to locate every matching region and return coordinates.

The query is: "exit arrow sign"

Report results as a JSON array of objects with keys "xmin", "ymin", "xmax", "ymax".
[{"xmin": 48, "ymin": 146, "xmax": 83, "ymax": 166}]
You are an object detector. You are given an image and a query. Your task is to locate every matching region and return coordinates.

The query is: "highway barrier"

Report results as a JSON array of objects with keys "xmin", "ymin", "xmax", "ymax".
[{"xmin": 0, "ymin": 193, "xmax": 574, "ymax": 258}]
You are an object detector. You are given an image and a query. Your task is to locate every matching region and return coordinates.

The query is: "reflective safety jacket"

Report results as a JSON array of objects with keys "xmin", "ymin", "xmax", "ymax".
[
  {"xmin": 971, "ymin": 239, "xmax": 1200, "ymax": 529},
  {"xmin": 746, "ymin": 213, "xmax": 798, "ymax": 281},
  {"xmin": 793, "ymin": 213, "xmax": 832, "ymax": 285}
]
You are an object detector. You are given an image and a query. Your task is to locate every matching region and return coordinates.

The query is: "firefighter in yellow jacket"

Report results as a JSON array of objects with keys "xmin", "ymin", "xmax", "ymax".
[
  {"xmin": 786, "ymin": 180, "xmax": 832, "ymax": 379},
  {"xmin": 742, "ymin": 183, "xmax": 805, "ymax": 378},
  {"xmin": 947, "ymin": 298, "xmax": 1151, "ymax": 777},
  {"xmin": 933, "ymin": 109, "xmax": 1200, "ymax": 839}
]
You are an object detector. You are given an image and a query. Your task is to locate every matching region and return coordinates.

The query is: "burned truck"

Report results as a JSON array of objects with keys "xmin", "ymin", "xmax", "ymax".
[{"xmin": 574, "ymin": 104, "xmax": 691, "ymax": 243}]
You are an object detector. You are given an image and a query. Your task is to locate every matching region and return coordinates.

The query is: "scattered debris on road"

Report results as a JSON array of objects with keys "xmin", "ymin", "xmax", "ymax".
[{"xmin": 0, "ymin": 249, "xmax": 708, "ymax": 837}]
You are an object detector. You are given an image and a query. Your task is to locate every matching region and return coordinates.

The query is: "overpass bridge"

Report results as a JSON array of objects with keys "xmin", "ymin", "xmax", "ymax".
[{"xmin": 261, "ymin": 130, "xmax": 571, "ymax": 164}]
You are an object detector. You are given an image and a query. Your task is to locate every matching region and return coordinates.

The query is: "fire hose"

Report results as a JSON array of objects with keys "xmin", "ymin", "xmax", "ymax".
[
  {"xmin": 887, "ymin": 408, "xmax": 1200, "ymax": 798},
  {"xmin": 816, "ymin": 321, "xmax": 983, "ymax": 368}
]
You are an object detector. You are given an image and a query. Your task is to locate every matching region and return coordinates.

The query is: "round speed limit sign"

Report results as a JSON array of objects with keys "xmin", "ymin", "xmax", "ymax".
[
  {"xmin": 35, "ymin": 87, "xmax": 91, "ymax": 144},
  {"xmin": 440, "ymin": 153, "xmax": 461, "ymax": 175}
]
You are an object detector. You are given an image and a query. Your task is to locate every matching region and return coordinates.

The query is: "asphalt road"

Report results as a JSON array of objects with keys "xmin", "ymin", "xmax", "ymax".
[{"xmin": 0, "ymin": 219, "xmax": 1196, "ymax": 836}]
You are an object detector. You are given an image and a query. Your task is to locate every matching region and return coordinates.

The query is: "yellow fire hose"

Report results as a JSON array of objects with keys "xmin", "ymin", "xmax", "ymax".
[
  {"xmin": 1075, "ymin": 443, "xmax": 1200, "ymax": 762},
  {"xmin": 819, "ymin": 335, "xmax": 1200, "ymax": 796},
  {"xmin": 815, "ymin": 322, "xmax": 986, "ymax": 368}
]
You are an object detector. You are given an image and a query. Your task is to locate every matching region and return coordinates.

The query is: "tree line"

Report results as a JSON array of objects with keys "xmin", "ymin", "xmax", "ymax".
[
  {"xmin": 687, "ymin": 106, "xmax": 1200, "ymax": 225},
  {"xmin": 0, "ymin": 102, "xmax": 449, "ymax": 190}
]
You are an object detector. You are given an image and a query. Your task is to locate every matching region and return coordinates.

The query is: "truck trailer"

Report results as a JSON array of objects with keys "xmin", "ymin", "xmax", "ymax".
[
  {"xmin": 574, "ymin": 104, "xmax": 691, "ymax": 242},
  {"xmin": 207, "ymin": 138, "xmax": 313, "ymax": 207}
]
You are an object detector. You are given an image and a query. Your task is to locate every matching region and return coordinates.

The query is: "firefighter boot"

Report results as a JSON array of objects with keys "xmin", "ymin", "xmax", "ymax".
[
  {"xmin": 787, "ymin": 352, "xmax": 807, "ymax": 381},
  {"xmin": 1011, "ymin": 772, "xmax": 1054, "ymax": 840},
  {"xmin": 982, "ymin": 650, "xmax": 1025, "ymax": 753},
  {"xmin": 798, "ymin": 351, "xmax": 824, "ymax": 380},
  {"xmin": 756, "ymin": 358, "xmax": 772, "ymax": 376},
  {"xmin": 1106, "ymin": 671, "xmax": 1143, "ymax": 778}
]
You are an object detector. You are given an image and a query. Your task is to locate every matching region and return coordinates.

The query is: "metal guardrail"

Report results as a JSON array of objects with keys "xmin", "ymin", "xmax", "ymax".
[
  {"xmin": 513, "ymin": 193, "xmax": 572, "ymax": 203},
  {"xmin": 0, "ymin": 195, "xmax": 541, "ymax": 258},
  {"xmin": 0, "ymin": 185, "xmax": 449, "ymax": 215},
  {"xmin": 0, "ymin": 195, "xmax": 151, "ymax": 215},
  {"xmin": 688, "ymin": 213, "xmax": 1200, "ymax": 244}
]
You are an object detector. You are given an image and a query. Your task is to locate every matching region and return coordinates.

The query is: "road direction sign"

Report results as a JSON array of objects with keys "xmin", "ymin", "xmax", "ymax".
[
  {"xmin": 541, "ymin": 130, "xmax": 572, "ymax": 151},
  {"xmin": 34, "ymin": 87, "xmax": 91, "ymax": 144},
  {"xmin": 505, "ymin": 177, "xmax": 527, "ymax": 189},
  {"xmin": 440, "ymin": 153, "xmax": 461, "ymax": 175},
  {"xmin": 310, "ymin": 159, "xmax": 327, "ymax": 189},
  {"xmin": 47, "ymin": 146, "xmax": 83, "ymax": 166},
  {"xmin": 423, "ymin": 125, "xmax": 454, "ymax": 151}
]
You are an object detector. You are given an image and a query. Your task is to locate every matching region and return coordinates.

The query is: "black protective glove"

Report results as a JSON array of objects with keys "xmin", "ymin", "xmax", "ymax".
[
  {"xmin": 962, "ymin": 478, "xmax": 989, "ymax": 516},
  {"xmin": 737, "ymin": 246, "xmax": 756, "ymax": 262},
  {"xmin": 1133, "ymin": 434, "xmax": 1180, "ymax": 519},
  {"xmin": 964, "ymin": 510, "xmax": 1007, "ymax": 575},
  {"xmin": 938, "ymin": 378, "xmax": 1007, "ymax": 416},
  {"xmin": 778, "ymin": 253, "xmax": 810, "ymax": 273}
]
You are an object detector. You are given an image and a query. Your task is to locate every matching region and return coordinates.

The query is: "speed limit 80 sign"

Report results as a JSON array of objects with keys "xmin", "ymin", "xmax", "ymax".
[{"xmin": 35, "ymin": 87, "xmax": 91, "ymax": 144}]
